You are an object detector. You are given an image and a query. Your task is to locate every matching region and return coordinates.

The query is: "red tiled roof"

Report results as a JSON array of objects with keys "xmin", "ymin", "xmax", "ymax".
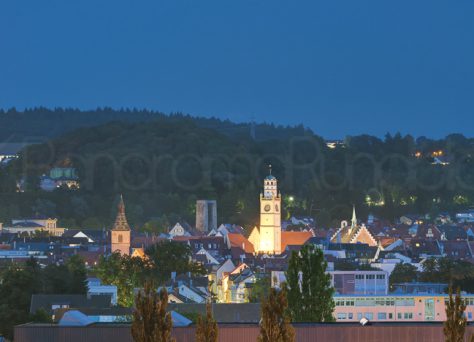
[
  {"xmin": 281, "ymin": 231, "xmax": 313, "ymax": 251},
  {"xmin": 377, "ymin": 237, "xmax": 398, "ymax": 248},
  {"xmin": 227, "ymin": 233, "xmax": 255, "ymax": 254}
]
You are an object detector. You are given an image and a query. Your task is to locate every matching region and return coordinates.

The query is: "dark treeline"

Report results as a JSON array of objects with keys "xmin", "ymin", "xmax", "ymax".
[
  {"xmin": 0, "ymin": 255, "xmax": 87, "ymax": 339},
  {"xmin": 0, "ymin": 108, "xmax": 473, "ymax": 232},
  {"xmin": 0, "ymin": 107, "xmax": 309, "ymax": 143}
]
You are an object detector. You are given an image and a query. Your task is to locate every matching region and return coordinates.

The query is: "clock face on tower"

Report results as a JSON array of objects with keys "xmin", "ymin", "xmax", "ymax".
[{"xmin": 264, "ymin": 204, "xmax": 271, "ymax": 212}]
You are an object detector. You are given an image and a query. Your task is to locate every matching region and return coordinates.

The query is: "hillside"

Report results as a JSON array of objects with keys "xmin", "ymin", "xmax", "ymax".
[
  {"xmin": 0, "ymin": 112, "xmax": 473, "ymax": 232},
  {"xmin": 0, "ymin": 107, "xmax": 312, "ymax": 143}
]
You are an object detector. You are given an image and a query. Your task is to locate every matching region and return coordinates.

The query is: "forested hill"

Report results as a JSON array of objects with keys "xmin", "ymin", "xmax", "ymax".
[
  {"xmin": 0, "ymin": 111, "xmax": 473, "ymax": 233},
  {"xmin": 0, "ymin": 107, "xmax": 311, "ymax": 143}
]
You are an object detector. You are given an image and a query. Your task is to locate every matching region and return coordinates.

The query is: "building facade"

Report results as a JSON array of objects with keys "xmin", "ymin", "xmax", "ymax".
[
  {"xmin": 110, "ymin": 195, "xmax": 131, "ymax": 255},
  {"xmin": 331, "ymin": 270, "xmax": 388, "ymax": 295},
  {"xmin": 195, "ymin": 200, "xmax": 217, "ymax": 232},
  {"xmin": 249, "ymin": 168, "xmax": 282, "ymax": 254},
  {"xmin": 334, "ymin": 294, "xmax": 474, "ymax": 322}
]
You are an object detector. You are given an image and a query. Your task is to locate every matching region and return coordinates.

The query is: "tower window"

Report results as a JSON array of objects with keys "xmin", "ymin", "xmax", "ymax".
[{"xmin": 118, "ymin": 234, "xmax": 123, "ymax": 243}]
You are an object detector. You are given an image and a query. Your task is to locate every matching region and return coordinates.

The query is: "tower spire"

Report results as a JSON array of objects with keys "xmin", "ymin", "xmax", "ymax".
[
  {"xmin": 268, "ymin": 164, "xmax": 272, "ymax": 176},
  {"xmin": 112, "ymin": 194, "xmax": 130, "ymax": 231},
  {"xmin": 351, "ymin": 205, "xmax": 357, "ymax": 229}
]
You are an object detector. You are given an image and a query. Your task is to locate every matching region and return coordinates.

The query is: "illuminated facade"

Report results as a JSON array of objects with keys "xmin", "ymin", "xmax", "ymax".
[
  {"xmin": 110, "ymin": 195, "xmax": 131, "ymax": 255},
  {"xmin": 334, "ymin": 294, "xmax": 474, "ymax": 322},
  {"xmin": 249, "ymin": 168, "xmax": 282, "ymax": 254}
]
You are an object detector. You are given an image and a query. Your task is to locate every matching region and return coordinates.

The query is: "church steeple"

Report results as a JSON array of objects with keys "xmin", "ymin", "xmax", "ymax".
[
  {"xmin": 256, "ymin": 166, "xmax": 281, "ymax": 254},
  {"xmin": 263, "ymin": 164, "xmax": 278, "ymax": 199},
  {"xmin": 112, "ymin": 194, "xmax": 130, "ymax": 231},
  {"xmin": 351, "ymin": 205, "xmax": 357, "ymax": 229},
  {"xmin": 111, "ymin": 194, "xmax": 131, "ymax": 255}
]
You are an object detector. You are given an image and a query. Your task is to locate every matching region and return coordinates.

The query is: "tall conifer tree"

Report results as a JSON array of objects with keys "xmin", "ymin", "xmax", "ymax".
[
  {"xmin": 286, "ymin": 244, "xmax": 335, "ymax": 322},
  {"xmin": 444, "ymin": 287, "xmax": 467, "ymax": 342},
  {"xmin": 258, "ymin": 288, "xmax": 295, "ymax": 342},
  {"xmin": 132, "ymin": 282, "xmax": 175, "ymax": 342},
  {"xmin": 195, "ymin": 302, "xmax": 218, "ymax": 342}
]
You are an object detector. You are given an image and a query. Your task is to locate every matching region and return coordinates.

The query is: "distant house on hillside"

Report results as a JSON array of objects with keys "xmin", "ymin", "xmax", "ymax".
[
  {"xmin": 1, "ymin": 216, "xmax": 65, "ymax": 236},
  {"xmin": 0, "ymin": 142, "xmax": 30, "ymax": 163},
  {"xmin": 40, "ymin": 167, "xmax": 79, "ymax": 191}
]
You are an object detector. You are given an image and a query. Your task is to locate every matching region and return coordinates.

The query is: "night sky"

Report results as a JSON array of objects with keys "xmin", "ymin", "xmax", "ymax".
[{"xmin": 1, "ymin": 0, "xmax": 473, "ymax": 138}]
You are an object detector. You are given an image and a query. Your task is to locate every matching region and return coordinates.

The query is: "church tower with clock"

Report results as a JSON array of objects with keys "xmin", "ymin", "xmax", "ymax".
[{"xmin": 258, "ymin": 166, "xmax": 282, "ymax": 254}]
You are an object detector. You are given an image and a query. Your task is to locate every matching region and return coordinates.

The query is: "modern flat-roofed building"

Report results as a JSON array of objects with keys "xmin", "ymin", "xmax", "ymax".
[
  {"xmin": 392, "ymin": 282, "xmax": 448, "ymax": 294},
  {"xmin": 334, "ymin": 294, "xmax": 474, "ymax": 322},
  {"xmin": 272, "ymin": 270, "xmax": 389, "ymax": 296},
  {"xmin": 331, "ymin": 270, "xmax": 389, "ymax": 295}
]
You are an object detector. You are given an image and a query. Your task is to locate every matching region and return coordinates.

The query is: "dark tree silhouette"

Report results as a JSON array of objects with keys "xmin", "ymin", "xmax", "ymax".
[
  {"xmin": 131, "ymin": 282, "xmax": 175, "ymax": 342},
  {"xmin": 444, "ymin": 287, "xmax": 467, "ymax": 342},
  {"xmin": 195, "ymin": 302, "xmax": 218, "ymax": 342},
  {"xmin": 258, "ymin": 287, "xmax": 295, "ymax": 342}
]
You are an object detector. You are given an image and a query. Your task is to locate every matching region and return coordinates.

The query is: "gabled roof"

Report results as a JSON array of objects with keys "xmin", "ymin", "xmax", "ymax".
[
  {"xmin": 167, "ymin": 303, "xmax": 261, "ymax": 323},
  {"xmin": 75, "ymin": 251, "xmax": 103, "ymax": 265},
  {"xmin": 409, "ymin": 239, "xmax": 441, "ymax": 258},
  {"xmin": 227, "ymin": 233, "xmax": 255, "ymax": 254},
  {"xmin": 281, "ymin": 231, "xmax": 313, "ymax": 251},
  {"xmin": 416, "ymin": 225, "xmax": 441, "ymax": 240},
  {"xmin": 440, "ymin": 240, "xmax": 472, "ymax": 259},
  {"xmin": 377, "ymin": 237, "xmax": 399, "ymax": 248},
  {"xmin": 438, "ymin": 225, "xmax": 468, "ymax": 241},
  {"xmin": 30, "ymin": 294, "xmax": 112, "ymax": 314},
  {"xmin": 331, "ymin": 224, "xmax": 377, "ymax": 246}
]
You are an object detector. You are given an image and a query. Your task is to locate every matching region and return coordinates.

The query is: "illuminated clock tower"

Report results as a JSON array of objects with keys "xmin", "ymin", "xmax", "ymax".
[{"xmin": 259, "ymin": 166, "xmax": 281, "ymax": 254}]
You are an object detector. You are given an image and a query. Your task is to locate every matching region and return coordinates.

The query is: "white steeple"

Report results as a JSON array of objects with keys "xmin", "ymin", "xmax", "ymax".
[{"xmin": 351, "ymin": 205, "xmax": 357, "ymax": 229}]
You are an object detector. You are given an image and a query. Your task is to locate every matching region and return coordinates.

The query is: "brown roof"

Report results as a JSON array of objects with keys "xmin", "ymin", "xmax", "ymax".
[
  {"xmin": 281, "ymin": 231, "xmax": 313, "ymax": 251},
  {"xmin": 227, "ymin": 233, "xmax": 255, "ymax": 254},
  {"xmin": 377, "ymin": 237, "xmax": 398, "ymax": 248},
  {"xmin": 331, "ymin": 225, "xmax": 376, "ymax": 245},
  {"xmin": 111, "ymin": 195, "xmax": 130, "ymax": 231}
]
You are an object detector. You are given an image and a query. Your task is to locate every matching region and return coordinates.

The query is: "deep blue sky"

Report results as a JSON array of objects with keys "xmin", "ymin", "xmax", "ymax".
[{"xmin": 1, "ymin": 0, "xmax": 473, "ymax": 139}]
